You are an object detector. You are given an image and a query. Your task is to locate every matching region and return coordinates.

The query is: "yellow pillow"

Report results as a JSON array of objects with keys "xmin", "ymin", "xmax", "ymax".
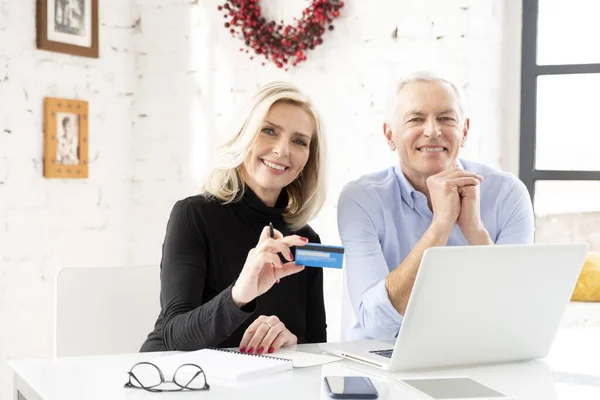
[{"xmin": 571, "ymin": 252, "xmax": 600, "ymax": 302}]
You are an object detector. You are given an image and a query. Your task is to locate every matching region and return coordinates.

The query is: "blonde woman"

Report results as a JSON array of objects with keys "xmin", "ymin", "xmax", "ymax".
[{"xmin": 141, "ymin": 82, "xmax": 328, "ymax": 355}]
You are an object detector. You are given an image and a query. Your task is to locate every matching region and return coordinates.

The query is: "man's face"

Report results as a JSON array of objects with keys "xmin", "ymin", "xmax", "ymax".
[{"xmin": 384, "ymin": 81, "xmax": 469, "ymax": 179}]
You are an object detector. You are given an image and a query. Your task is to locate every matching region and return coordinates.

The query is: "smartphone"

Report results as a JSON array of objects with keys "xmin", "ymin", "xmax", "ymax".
[{"xmin": 324, "ymin": 376, "xmax": 378, "ymax": 399}]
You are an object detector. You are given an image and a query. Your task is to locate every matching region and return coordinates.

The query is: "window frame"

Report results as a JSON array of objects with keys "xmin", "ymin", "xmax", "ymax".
[{"xmin": 519, "ymin": 0, "xmax": 600, "ymax": 204}]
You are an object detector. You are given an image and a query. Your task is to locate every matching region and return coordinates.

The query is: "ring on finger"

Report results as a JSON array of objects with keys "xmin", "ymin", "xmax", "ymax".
[{"xmin": 262, "ymin": 321, "xmax": 273, "ymax": 329}]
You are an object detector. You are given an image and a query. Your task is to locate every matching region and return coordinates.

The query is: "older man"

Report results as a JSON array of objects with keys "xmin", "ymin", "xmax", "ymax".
[{"xmin": 338, "ymin": 72, "xmax": 534, "ymax": 341}]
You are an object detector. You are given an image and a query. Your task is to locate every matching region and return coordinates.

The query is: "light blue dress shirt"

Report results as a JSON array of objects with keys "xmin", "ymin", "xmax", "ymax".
[{"xmin": 337, "ymin": 159, "xmax": 535, "ymax": 341}]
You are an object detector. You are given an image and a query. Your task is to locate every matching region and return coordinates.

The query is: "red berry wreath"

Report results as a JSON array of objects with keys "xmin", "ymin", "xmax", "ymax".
[{"xmin": 218, "ymin": 0, "xmax": 345, "ymax": 69}]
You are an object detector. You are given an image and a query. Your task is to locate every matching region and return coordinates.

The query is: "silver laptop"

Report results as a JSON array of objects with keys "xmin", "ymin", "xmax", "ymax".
[{"xmin": 321, "ymin": 243, "xmax": 588, "ymax": 371}]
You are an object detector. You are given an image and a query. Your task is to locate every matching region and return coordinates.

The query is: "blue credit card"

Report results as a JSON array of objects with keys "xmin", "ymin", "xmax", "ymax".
[{"xmin": 294, "ymin": 244, "xmax": 344, "ymax": 269}]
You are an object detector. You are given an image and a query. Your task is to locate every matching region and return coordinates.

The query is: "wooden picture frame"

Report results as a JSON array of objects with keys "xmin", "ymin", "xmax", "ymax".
[
  {"xmin": 43, "ymin": 97, "xmax": 89, "ymax": 179},
  {"xmin": 37, "ymin": 0, "xmax": 99, "ymax": 58}
]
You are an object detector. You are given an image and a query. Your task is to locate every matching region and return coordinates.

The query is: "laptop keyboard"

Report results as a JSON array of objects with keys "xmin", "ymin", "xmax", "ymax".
[{"xmin": 369, "ymin": 349, "xmax": 393, "ymax": 358}]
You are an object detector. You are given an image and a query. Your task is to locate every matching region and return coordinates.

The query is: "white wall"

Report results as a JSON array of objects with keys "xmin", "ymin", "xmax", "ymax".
[
  {"xmin": 500, "ymin": 0, "xmax": 523, "ymax": 176},
  {"xmin": 0, "ymin": 1, "xmax": 520, "ymax": 398},
  {"xmin": 0, "ymin": 1, "xmax": 138, "ymax": 399}
]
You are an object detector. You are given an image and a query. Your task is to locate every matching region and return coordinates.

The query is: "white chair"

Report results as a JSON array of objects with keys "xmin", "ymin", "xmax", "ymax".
[{"xmin": 54, "ymin": 265, "xmax": 161, "ymax": 357}]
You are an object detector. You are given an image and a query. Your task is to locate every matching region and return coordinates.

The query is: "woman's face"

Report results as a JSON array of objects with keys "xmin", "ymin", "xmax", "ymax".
[{"xmin": 241, "ymin": 102, "xmax": 315, "ymax": 205}]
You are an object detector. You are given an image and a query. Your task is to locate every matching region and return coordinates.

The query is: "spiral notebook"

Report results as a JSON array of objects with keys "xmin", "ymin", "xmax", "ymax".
[{"xmin": 153, "ymin": 348, "xmax": 293, "ymax": 381}]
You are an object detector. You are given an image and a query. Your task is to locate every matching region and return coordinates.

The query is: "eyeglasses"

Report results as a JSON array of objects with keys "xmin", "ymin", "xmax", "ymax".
[{"xmin": 124, "ymin": 361, "xmax": 210, "ymax": 393}]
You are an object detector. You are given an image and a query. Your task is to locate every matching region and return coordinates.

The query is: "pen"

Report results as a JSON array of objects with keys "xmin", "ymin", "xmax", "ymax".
[{"xmin": 269, "ymin": 222, "xmax": 280, "ymax": 284}]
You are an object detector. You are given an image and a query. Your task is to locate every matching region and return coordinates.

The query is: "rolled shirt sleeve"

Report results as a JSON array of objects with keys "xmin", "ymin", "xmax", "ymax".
[
  {"xmin": 495, "ymin": 178, "xmax": 535, "ymax": 245},
  {"xmin": 338, "ymin": 182, "xmax": 403, "ymax": 340}
]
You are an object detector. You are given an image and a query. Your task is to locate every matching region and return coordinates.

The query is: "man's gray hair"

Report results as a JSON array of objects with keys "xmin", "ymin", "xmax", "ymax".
[{"xmin": 385, "ymin": 71, "xmax": 467, "ymax": 126}]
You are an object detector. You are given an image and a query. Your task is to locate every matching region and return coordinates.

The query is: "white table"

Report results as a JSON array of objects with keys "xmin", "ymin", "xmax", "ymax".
[{"xmin": 9, "ymin": 328, "xmax": 600, "ymax": 400}]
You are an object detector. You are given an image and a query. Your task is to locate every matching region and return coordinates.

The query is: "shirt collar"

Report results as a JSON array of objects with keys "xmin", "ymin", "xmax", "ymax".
[
  {"xmin": 393, "ymin": 159, "xmax": 465, "ymax": 209},
  {"xmin": 393, "ymin": 164, "xmax": 417, "ymax": 209}
]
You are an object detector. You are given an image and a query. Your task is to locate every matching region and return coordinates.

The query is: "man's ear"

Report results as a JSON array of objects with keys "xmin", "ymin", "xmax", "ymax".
[
  {"xmin": 461, "ymin": 117, "xmax": 470, "ymax": 147},
  {"xmin": 383, "ymin": 123, "xmax": 396, "ymax": 151}
]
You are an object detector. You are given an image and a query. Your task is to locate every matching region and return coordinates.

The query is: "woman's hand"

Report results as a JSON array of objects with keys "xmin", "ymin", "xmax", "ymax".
[
  {"xmin": 231, "ymin": 225, "xmax": 308, "ymax": 307},
  {"xmin": 239, "ymin": 315, "xmax": 298, "ymax": 354}
]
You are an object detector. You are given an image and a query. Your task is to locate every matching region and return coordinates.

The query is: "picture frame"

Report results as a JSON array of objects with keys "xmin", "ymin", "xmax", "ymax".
[
  {"xmin": 37, "ymin": 0, "xmax": 99, "ymax": 58},
  {"xmin": 43, "ymin": 97, "xmax": 89, "ymax": 179}
]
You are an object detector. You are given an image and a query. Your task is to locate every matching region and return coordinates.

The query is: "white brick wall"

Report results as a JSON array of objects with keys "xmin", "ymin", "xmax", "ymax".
[
  {"xmin": 0, "ymin": 1, "xmax": 520, "ymax": 398},
  {"xmin": 0, "ymin": 1, "xmax": 138, "ymax": 399}
]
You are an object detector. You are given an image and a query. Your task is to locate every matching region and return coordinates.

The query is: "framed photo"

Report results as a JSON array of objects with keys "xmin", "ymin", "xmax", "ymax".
[
  {"xmin": 37, "ymin": 0, "xmax": 99, "ymax": 58},
  {"xmin": 43, "ymin": 97, "xmax": 89, "ymax": 179}
]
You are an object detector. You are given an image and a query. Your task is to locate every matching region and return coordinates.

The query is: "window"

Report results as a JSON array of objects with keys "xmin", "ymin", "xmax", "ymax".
[{"xmin": 520, "ymin": 0, "xmax": 600, "ymax": 249}]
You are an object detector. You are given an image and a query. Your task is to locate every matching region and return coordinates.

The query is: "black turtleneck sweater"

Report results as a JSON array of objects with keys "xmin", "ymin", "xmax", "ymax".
[{"xmin": 140, "ymin": 188, "xmax": 327, "ymax": 352}]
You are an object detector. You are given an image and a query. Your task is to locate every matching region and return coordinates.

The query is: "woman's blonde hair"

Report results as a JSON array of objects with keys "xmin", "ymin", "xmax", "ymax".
[{"xmin": 203, "ymin": 81, "xmax": 327, "ymax": 231}]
